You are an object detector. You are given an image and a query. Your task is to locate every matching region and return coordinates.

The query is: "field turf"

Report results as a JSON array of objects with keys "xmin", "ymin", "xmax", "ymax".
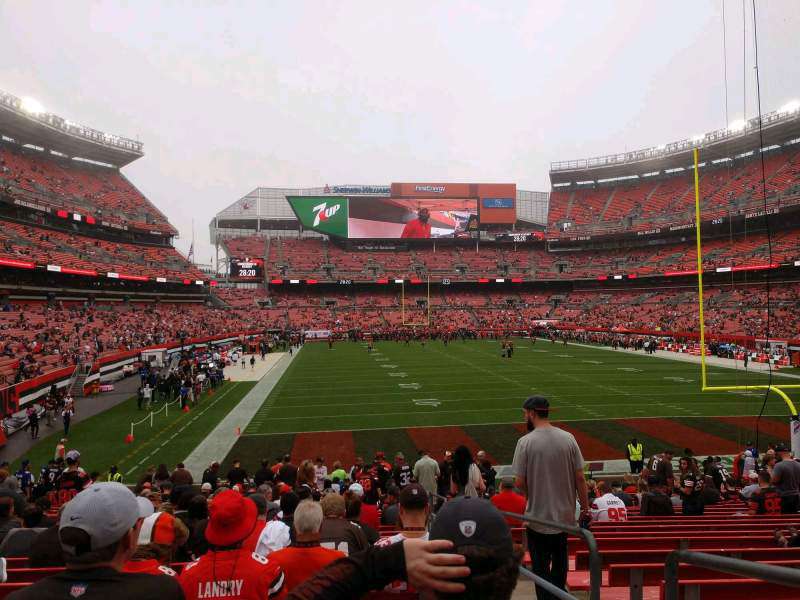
[
  {"xmin": 226, "ymin": 339, "xmax": 797, "ymax": 470},
  {"xmin": 14, "ymin": 381, "xmax": 254, "ymax": 479}
]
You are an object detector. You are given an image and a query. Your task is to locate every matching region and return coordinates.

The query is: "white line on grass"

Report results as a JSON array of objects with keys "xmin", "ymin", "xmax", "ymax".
[
  {"xmin": 123, "ymin": 383, "xmax": 241, "ymax": 475},
  {"xmin": 240, "ymin": 413, "xmax": 790, "ymax": 436}
]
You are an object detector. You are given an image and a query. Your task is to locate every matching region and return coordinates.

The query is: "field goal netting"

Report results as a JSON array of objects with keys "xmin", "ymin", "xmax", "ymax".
[{"xmin": 400, "ymin": 277, "xmax": 431, "ymax": 327}]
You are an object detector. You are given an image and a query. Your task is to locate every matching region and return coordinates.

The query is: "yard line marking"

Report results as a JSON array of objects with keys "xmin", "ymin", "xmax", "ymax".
[
  {"xmin": 241, "ymin": 413, "xmax": 790, "ymax": 436},
  {"xmin": 413, "ymin": 399, "xmax": 441, "ymax": 407}
]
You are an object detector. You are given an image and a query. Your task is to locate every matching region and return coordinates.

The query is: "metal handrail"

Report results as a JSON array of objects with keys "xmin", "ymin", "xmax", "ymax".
[
  {"xmin": 517, "ymin": 566, "xmax": 578, "ymax": 600},
  {"xmin": 498, "ymin": 511, "xmax": 601, "ymax": 600},
  {"xmin": 664, "ymin": 550, "xmax": 800, "ymax": 600},
  {"xmin": 430, "ymin": 492, "xmax": 600, "ymax": 600}
]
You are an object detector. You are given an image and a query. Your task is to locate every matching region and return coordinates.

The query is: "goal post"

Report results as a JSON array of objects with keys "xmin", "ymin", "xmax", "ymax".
[
  {"xmin": 692, "ymin": 148, "xmax": 800, "ymax": 450},
  {"xmin": 401, "ymin": 277, "xmax": 431, "ymax": 326}
]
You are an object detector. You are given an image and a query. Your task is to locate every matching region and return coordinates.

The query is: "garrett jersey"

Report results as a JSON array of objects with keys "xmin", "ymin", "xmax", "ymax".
[{"xmin": 590, "ymin": 493, "xmax": 628, "ymax": 522}]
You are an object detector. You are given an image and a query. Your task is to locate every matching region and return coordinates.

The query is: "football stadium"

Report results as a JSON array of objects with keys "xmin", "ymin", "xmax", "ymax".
[{"xmin": 1, "ymin": 3, "xmax": 800, "ymax": 599}]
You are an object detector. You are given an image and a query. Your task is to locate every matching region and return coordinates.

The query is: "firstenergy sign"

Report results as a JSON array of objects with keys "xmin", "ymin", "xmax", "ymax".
[{"xmin": 287, "ymin": 196, "xmax": 349, "ymax": 237}]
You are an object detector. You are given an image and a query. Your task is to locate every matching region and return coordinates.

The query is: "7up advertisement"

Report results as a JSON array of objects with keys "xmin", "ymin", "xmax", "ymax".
[{"xmin": 287, "ymin": 196, "xmax": 349, "ymax": 238}]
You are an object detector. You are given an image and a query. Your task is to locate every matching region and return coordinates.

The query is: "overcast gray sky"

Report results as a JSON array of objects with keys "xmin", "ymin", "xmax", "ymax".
[{"xmin": 1, "ymin": 1, "xmax": 798, "ymax": 263}]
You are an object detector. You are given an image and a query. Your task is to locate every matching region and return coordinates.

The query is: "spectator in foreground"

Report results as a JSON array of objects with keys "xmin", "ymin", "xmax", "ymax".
[
  {"xmin": 179, "ymin": 490, "xmax": 285, "ymax": 600},
  {"xmin": 0, "ymin": 504, "xmax": 45, "ymax": 557},
  {"xmin": 450, "ymin": 445, "xmax": 485, "ymax": 498},
  {"xmin": 226, "ymin": 459, "xmax": 247, "ymax": 488},
  {"xmin": 170, "ymin": 462, "xmax": 193, "ymax": 487},
  {"xmin": 377, "ymin": 483, "xmax": 430, "ymax": 545},
  {"xmin": 123, "ymin": 511, "xmax": 188, "ymax": 576},
  {"xmin": 512, "ymin": 396, "xmax": 589, "ymax": 600},
  {"xmin": 201, "ymin": 461, "xmax": 220, "ymax": 490},
  {"xmin": 640, "ymin": 476, "xmax": 674, "ymax": 516},
  {"xmin": 428, "ymin": 496, "xmax": 522, "ymax": 599},
  {"xmin": 412, "ymin": 449, "xmax": 440, "ymax": 498},
  {"xmin": 9, "ymin": 482, "xmax": 183, "ymax": 600},
  {"xmin": 749, "ymin": 471, "xmax": 782, "ymax": 516},
  {"xmin": 0, "ymin": 497, "xmax": 21, "ymax": 545},
  {"xmin": 344, "ymin": 494, "xmax": 378, "ymax": 545},
  {"xmin": 772, "ymin": 443, "xmax": 800, "ymax": 513},
  {"xmin": 270, "ymin": 500, "xmax": 345, "ymax": 592},
  {"xmin": 319, "ymin": 491, "xmax": 368, "ymax": 556},
  {"xmin": 677, "ymin": 456, "xmax": 704, "ymax": 516},
  {"xmin": 610, "ymin": 481, "xmax": 634, "ymax": 507},
  {"xmin": 380, "ymin": 486, "xmax": 400, "ymax": 526},
  {"xmin": 590, "ymin": 481, "xmax": 628, "ymax": 522},
  {"xmin": 490, "ymin": 478, "xmax": 527, "ymax": 527},
  {"xmin": 286, "ymin": 497, "xmax": 516, "ymax": 599}
]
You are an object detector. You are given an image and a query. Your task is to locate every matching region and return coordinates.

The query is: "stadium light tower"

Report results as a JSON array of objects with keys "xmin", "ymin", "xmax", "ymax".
[
  {"xmin": 20, "ymin": 96, "xmax": 45, "ymax": 114},
  {"xmin": 727, "ymin": 119, "xmax": 746, "ymax": 133}
]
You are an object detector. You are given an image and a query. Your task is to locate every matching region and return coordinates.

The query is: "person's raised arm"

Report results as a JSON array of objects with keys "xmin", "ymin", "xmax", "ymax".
[{"xmin": 288, "ymin": 538, "xmax": 469, "ymax": 599}]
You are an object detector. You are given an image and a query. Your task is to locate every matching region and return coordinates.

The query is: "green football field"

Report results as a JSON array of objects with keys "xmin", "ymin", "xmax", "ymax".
[
  {"xmin": 224, "ymin": 339, "xmax": 799, "ymax": 471},
  {"xmin": 14, "ymin": 339, "xmax": 799, "ymax": 478}
]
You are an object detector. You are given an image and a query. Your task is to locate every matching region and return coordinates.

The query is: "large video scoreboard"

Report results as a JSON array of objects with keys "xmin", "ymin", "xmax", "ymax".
[{"xmin": 230, "ymin": 258, "xmax": 264, "ymax": 281}]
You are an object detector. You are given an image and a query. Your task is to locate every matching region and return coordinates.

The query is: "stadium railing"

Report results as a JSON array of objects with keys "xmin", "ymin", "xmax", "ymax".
[
  {"xmin": 496, "ymin": 510, "xmax": 601, "ymax": 600},
  {"xmin": 663, "ymin": 549, "xmax": 800, "ymax": 600},
  {"xmin": 435, "ymin": 491, "xmax": 600, "ymax": 600}
]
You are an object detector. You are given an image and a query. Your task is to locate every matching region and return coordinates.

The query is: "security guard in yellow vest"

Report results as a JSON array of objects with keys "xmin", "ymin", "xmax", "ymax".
[
  {"xmin": 626, "ymin": 439, "xmax": 644, "ymax": 474},
  {"xmin": 107, "ymin": 465, "xmax": 123, "ymax": 483}
]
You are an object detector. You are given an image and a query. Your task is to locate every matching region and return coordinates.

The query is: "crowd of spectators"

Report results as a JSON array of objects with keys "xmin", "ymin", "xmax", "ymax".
[
  {"xmin": 3, "ymin": 279, "xmax": 799, "ymax": 387},
  {"xmin": 1, "ymin": 436, "xmax": 530, "ymax": 599}
]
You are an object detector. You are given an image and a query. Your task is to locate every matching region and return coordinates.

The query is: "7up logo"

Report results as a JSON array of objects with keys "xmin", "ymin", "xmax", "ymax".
[
  {"xmin": 313, "ymin": 202, "xmax": 341, "ymax": 227},
  {"xmin": 287, "ymin": 196, "xmax": 348, "ymax": 237}
]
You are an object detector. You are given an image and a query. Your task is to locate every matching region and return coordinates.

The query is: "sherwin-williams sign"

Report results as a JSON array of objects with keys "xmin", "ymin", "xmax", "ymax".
[{"xmin": 287, "ymin": 196, "xmax": 349, "ymax": 237}]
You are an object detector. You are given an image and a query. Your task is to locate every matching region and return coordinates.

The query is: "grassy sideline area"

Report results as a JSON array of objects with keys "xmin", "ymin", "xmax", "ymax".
[{"xmin": 14, "ymin": 381, "xmax": 254, "ymax": 480}]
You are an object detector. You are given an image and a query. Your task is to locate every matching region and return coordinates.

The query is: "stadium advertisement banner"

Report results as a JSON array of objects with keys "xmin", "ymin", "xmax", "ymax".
[
  {"xmin": 288, "ymin": 196, "xmax": 478, "ymax": 239},
  {"xmin": 288, "ymin": 196, "xmax": 350, "ymax": 237}
]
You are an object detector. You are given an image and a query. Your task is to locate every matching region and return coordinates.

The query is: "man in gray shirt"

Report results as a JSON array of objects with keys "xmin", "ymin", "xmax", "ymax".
[
  {"xmin": 771, "ymin": 443, "xmax": 800, "ymax": 513},
  {"xmin": 413, "ymin": 449, "xmax": 440, "ymax": 497},
  {"xmin": 512, "ymin": 396, "xmax": 589, "ymax": 600}
]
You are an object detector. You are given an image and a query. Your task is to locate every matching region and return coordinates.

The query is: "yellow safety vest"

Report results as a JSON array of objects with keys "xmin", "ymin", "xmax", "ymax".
[
  {"xmin": 108, "ymin": 472, "xmax": 123, "ymax": 483},
  {"xmin": 627, "ymin": 443, "xmax": 643, "ymax": 462}
]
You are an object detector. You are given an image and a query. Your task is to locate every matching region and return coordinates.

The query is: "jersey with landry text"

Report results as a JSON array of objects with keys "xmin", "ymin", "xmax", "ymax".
[{"xmin": 179, "ymin": 548, "xmax": 285, "ymax": 599}]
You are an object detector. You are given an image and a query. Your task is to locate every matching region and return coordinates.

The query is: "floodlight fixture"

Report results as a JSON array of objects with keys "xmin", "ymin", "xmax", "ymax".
[
  {"xmin": 727, "ymin": 118, "xmax": 746, "ymax": 132},
  {"xmin": 20, "ymin": 96, "xmax": 45, "ymax": 115},
  {"xmin": 779, "ymin": 99, "xmax": 800, "ymax": 114}
]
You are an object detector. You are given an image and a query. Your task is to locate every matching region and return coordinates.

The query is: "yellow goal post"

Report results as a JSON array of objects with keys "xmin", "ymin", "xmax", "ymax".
[{"xmin": 692, "ymin": 148, "xmax": 800, "ymax": 449}]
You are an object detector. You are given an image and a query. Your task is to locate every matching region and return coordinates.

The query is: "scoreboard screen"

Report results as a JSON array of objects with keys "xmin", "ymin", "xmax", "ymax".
[{"xmin": 231, "ymin": 258, "xmax": 263, "ymax": 281}]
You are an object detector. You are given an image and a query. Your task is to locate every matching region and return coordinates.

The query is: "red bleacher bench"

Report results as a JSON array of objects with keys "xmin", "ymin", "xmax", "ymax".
[
  {"xmin": 662, "ymin": 578, "xmax": 800, "ymax": 600},
  {"xmin": 576, "ymin": 547, "xmax": 800, "ymax": 570},
  {"xmin": 609, "ymin": 560, "xmax": 800, "ymax": 600},
  {"xmin": 0, "ymin": 583, "xmax": 29, "ymax": 599},
  {"xmin": 569, "ymin": 534, "xmax": 777, "ymax": 553}
]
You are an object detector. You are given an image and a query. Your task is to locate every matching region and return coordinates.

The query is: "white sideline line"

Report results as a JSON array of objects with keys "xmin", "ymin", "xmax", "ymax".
[
  {"xmin": 183, "ymin": 348, "xmax": 300, "ymax": 478},
  {"xmin": 123, "ymin": 382, "xmax": 240, "ymax": 475}
]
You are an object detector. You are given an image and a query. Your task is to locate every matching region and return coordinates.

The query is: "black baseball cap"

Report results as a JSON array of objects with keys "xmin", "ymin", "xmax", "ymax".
[
  {"xmin": 399, "ymin": 483, "xmax": 429, "ymax": 510},
  {"xmin": 523, "ymin": 396, "xmax": 551, "ymax": 412},
  {"xmin": 775, "ymin": 443, "xmax": 790, "ymax": 453},
  {"xmin": 429, "ymin": 497, "xmax": 513, "ymax": 561}
]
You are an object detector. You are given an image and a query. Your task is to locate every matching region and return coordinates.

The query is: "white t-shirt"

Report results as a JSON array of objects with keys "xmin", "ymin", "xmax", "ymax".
[
  {"xmin": 590, "ymin": 492, "xmax": 628, "ymax": 523},
  {"xmin": 254, "ymin": 520, "xmax": 291, "ymax": 557}
]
